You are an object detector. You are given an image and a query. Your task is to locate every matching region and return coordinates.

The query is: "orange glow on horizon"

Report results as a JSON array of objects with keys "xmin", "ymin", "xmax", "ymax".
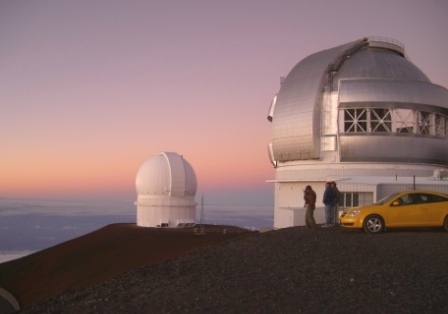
[{"xmin": 0, "ymin": 145, "xmax": 275, "ymax": 199}]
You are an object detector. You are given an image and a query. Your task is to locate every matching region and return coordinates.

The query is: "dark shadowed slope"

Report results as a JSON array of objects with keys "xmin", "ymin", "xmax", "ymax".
[
  {"xmin": 0, "ymin": 224, "xmax": 253, "ymax": 308},
  {"xmin": 24, "ymin": 226, "xmax": 448, "ymax": 313}
]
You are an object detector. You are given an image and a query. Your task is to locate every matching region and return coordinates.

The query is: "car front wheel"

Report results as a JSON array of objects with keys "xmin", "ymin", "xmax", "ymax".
[{"xmin": 363, "ymin": 215, "xmax": 385, "ymax": 234}]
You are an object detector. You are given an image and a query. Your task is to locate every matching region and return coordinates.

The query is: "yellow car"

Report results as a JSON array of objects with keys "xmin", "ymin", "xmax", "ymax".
[{"xmin": 340, "ymin": 190, "xmax": 448, "ymax": 234}]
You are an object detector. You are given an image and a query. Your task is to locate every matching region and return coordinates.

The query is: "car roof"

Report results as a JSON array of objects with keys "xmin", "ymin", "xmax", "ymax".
[{"xmin": 396, "ymin": 190, "xmax": 448, "ymax": 197}]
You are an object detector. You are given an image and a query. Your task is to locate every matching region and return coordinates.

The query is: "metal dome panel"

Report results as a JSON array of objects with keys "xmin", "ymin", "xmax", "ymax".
[
  {"xmin": 271, "ymin": 39, "xmax": 364, "ymax": 162},
  {"xmin": 163, "ymin": 152, "xmax": 186, "ymax": 197},
  {"xmin": 334, "ymin": 48, "xmax": 429, "ymax": 90},
  {"xmin": 182, "ymin": 159, "xmax": 197, "ymax": 196},
  {"xmin": 135, "ymin": 154, "xmax": 170, "ymax": 195},
  {"xmin": 339, "ymin": 79, "xmax": 448, "ymax": 115},
  {"xmin": 339, "ymin": 134, "xmax": 448, "ymax": 166},
  {"xmin": 135, "ymin": 152, "xmax": 197, "ymax": 197}
]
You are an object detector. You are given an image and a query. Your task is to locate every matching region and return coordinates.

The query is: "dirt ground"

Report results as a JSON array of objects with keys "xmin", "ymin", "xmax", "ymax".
[
  {"xmin": 0, "ymin": 223, "xmax": 252, "ymax": 309},
  {"xmin": 21, "ymin": 225, "xmax": 448, "ymax": 313}
]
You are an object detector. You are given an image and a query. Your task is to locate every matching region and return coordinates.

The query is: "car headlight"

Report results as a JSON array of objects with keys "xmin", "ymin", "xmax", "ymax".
[{"xmin": 347, "ymin": 210, "xmax": 361, "ymax": 217}]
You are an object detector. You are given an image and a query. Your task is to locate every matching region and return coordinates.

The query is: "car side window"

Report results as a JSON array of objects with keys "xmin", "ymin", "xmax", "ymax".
[
  {"xmin": 402, "ymin": 194, "xmax": 415, "ymax": 205},
  {"xmin": 427, "ymin": 194, "xmax": 448, "ymax": 203},
  {"xmin": 391, "ymin": 193, "xmax": 448, "ymax": 206},
  {"xmin": 391, "ymin": 195, "xmax": 413, "ymax": 206},
  {"xmin": 418, "ymin": 194, "xmax": 428, "ymax": 203},
  {"xmin": 396, "ymin": 194, "xmax": 421, "ymax": 205}
]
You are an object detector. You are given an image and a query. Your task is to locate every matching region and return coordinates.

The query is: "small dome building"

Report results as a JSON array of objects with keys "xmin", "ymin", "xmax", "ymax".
[
  {"xmin": 135, "ymin": 152, "xmax": 197, "ymax": 228},
  {"xmin": 267, "ymin": 37, "xmax": 448, "ymax": 229}
]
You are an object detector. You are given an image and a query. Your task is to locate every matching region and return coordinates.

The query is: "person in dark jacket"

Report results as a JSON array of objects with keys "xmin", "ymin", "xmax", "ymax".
[
  {"xmin": 303, "ymin": 185, "xmax": 317, "ymax": 229},
  {"xmin": 322, "ymin": 182, "xmax": 336, "ymax": 227},
  {"xmin": 330, "ymin": 182, "xmax": 340, "ymax": 224}
]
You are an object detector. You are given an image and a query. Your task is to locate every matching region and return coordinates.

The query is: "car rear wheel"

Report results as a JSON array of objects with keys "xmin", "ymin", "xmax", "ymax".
[
  {"xmin": 363, "ymin": 215, "xmax": 385, "ymax": 234},
  {"xmin": 444, "ymin": 216, "xmax": 448, "ymax": 232}
]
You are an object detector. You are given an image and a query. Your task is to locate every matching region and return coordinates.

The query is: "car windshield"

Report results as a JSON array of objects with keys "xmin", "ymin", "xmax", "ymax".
[{"xmin": 374, "ymin": 192, "xmax": 402, "ymax": 205}]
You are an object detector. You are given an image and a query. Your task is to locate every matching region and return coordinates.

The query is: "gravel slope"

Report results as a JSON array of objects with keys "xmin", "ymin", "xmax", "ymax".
[
  {"xmin": 23, "ymin": 226, "xmax": 448, "ymax": 313},
  {"xmin": 0, "ymin": 224, "xmax": 251, "ymax": 308}
]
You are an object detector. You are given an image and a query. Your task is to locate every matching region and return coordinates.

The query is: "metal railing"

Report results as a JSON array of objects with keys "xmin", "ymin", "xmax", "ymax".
[{"xmin": 367, "ymin": 36, "xmax": 405, "ymax": 49}]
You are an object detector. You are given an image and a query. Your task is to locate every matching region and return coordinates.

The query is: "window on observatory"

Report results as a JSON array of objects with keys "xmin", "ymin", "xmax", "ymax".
[
  {"xmin": 341, "ymin": 108, "xmax": 447, "ymax": 137},
  {"xmin": 417, "ymin": 111, "xmax": 433, "ymax": 135},
  {"xmin": 344, "ymin": 109, "xmax": 367, "ymax": 133},
  {"xmin": 435, "ymin": 114, "xmax": 446, "ymax": 137},
  {"xmin": 395, "ymin": 109, "xmax": 415, "ymax": 134},
  {"xmin": 339, "ymin": 192, "xmax": 373, "ymax": 209},
  {"xmin": 371, "ymin": 109, "xmax": 392, "ymax": 132}
]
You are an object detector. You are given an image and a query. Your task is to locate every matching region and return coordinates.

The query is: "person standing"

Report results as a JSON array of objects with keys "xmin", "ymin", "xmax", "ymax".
[
  {"xmin": 322, "ymin": 182, "xmax": 336, "ymax": 227},
  {"xmin": 303, "ymin": 185, "xmax": 317, "ymax": 229},
  {"xmin": 330, "ymin": 182, "xmax": 340, "ymax": 225}
]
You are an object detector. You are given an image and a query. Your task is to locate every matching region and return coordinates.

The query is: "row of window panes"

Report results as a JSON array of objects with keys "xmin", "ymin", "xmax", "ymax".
[
  {"xmin": 341, "ymin": 108, "xmax": 448, "ymax": 137},
  {"xmin": 338, "ymin": 192, "xmax": 373, "ymax": 208}
]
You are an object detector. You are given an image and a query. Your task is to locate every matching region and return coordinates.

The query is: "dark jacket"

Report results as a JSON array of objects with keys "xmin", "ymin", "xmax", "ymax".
[
  {"xmin": 334, "ymin": 187, "xmax": 340, "ymax": 205},
  {"xmin": 323, "ymin": 187, "xmax": 336, "ymax": 206}
]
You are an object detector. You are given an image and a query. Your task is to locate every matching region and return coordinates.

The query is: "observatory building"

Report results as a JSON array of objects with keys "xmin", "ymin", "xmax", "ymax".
[
  {"xmin": 267, "ymin": 37, "xmax": 448, "ymax": 229},
  {"xmin": 135, "ymin": 152, "xmax": 197, "ymax": 228}
]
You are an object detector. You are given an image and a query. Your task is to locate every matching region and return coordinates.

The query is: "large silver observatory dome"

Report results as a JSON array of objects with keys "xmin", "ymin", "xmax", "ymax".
[
  {"xmin": 267, "ymin": 37, "xmax": 448, "ymax": 166},
  {"xmin": 267, "ymin": 37, "xmax": 448, "ymax": 229}
]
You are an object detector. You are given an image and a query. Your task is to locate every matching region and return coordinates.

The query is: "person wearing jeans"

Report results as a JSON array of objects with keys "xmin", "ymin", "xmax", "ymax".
[
  {"xmin": 303, "ymin": 185, "xmax": 317, "ymax": 229},
  {"xmin": 330, "ymin": 182, "xmax": 340, "ymax": 224},
  {"xmin": 322, "ymin": 182, "xmax": 336, "ymax": 227}
]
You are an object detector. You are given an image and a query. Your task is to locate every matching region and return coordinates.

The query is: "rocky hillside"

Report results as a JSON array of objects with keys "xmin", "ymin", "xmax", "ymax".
[
  {"xmin": 21, "ymin": 226, "xmax": 448, "ymax": 313},
  {"xmin": 0, "ymin": 224, "xmax": 252, "ymax": 309}
]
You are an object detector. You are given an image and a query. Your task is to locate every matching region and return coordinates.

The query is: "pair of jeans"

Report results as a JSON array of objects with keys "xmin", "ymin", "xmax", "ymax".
[
  {"xmin": 325, "ymin": 204, "xmax": 334, "ymax": 225},
  {"xmin": 305, "ymin": 204, "xmax": 317, "ymax": 229}
]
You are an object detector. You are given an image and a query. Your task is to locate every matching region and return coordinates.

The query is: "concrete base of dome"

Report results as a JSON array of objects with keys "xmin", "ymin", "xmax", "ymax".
[{"xmin": 136, "ymin": 206, "xmax": 196, "ymax": 228}]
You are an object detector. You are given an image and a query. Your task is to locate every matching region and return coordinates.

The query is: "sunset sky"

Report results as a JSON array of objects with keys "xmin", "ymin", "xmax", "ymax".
[{"xmin": 1, "ymin": 0, "xmax": 447, "ymax": 206}]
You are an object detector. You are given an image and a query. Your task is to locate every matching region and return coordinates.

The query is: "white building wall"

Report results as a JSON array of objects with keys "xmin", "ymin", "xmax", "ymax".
[
  {"xmin": 272, "ymin": 161, "xmax": 448, "ymax": 228},
  {"xmin": 275, "ymin": 205, "xmax": 326, "ymax": 229},
  {"xmin": 137, "ymin": 205, "xmax": 196, "ymax": 228},
  {"xmin": 337, "ymin": 183, "xmax": 377, "ymax": 206},
  {"xmin": 136, "ymin": 195, "xmax": 196, "ymax": 228},
  {"xmin": 274, "ymin": 163, "xmax": 437, "ymax": 181},
  {"xmin": 274, "ymin": 181, "xmax": 327, "ymax": 229}
]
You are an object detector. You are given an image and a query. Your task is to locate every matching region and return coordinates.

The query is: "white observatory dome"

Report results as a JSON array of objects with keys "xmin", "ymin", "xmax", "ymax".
[
  {"xmin": 136, "ymin": 152, "xmax": 197, "ymax": 197},
  {"xmin": 135, "ymin": 152, "xmax": 197, "ymax": 228}
]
